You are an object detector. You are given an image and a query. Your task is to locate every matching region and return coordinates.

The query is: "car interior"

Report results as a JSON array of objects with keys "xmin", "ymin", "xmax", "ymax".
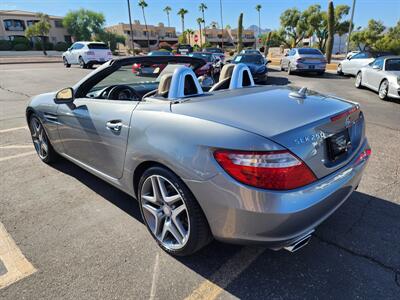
[{"xmin": 83, "ymin": 60, "xmax": 256, "ymax": 102}]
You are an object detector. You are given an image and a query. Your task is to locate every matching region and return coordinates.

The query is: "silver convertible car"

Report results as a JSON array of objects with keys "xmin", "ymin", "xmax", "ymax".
[{"xmin": 26, "ymin": 55, "xmax": 371, "ymax": 256}]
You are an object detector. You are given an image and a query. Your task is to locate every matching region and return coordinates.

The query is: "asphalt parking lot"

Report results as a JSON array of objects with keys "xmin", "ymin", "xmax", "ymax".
[{"xmin": 0, "ymin": 63, "xmax": 399, "ymax": 299}]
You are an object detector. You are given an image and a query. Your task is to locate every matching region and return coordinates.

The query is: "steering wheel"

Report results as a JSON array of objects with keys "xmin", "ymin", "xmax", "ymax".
[{"xmin": 107, "ymin": 85, "xmax": 141, "ymax": 101}]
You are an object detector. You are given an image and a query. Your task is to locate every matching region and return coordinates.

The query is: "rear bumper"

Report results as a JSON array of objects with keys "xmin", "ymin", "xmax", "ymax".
[
  {"xmin": 184, "ymin": 139, "xmax": 370, "ymax": 249},
  {"xmin": 293, "ymin": 63, "xmax": 326, "ymax": 73}
]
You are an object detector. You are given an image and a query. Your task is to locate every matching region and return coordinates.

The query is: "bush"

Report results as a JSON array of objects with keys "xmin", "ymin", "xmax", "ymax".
[
  {"xmin": 158, "ymin": 42, "xmax": 172, "ymax": 51},
  {"xmin": 34, "ymin": 41, "xmax": 54, "ymax": 51},
  {"xmin": 172, "ymin": 49, "xmax": 177, "ymax": 54},
  {"xmin": 229, "ymin": 50, "xmax": 235, "ymax": 56},
  {"xmin": 54, "ymin": 42, "xmax": 68, "ymax": 51},
  {"xmin": 13, "ymin": 43, "xmax": 30, "ymax": 51},
  {"xmin": 0, "ymin": 40, "xmax": 13, "ymax": 51}
]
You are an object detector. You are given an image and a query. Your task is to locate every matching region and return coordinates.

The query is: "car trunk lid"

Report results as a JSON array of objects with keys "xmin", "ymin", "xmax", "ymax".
[{"xmin": 171, "ymin": 86, "xmax": 365, "ymax": 178}]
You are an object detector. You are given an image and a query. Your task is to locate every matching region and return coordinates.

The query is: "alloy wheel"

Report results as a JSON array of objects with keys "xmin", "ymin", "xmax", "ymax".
[
  {"xmin": 379, "ymin": 80, "xmax": 389, "ymax": 100},
  {"xmin": 355, "ymin": 73, "xmax": 362, "ymax": 88},
  {"xmin": 140, "ymin": 175, "xmax": 190, "ymax": 250},
  {"xmin": 30, "ymin": 117, "xmax": 49, "ymax": 160}
]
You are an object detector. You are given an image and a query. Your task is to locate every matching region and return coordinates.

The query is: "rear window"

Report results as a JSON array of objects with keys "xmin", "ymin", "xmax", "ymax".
[
  {"xmin": 87, "ymin": 43, "xmax": 109, "ymax": 50},
  {"xmin": 386, "ymin": 59, "xmax": 400, "ymax": 71},
  {"xmin": 205, "ymin": 48, "xmax": 223, "ymax": 53},
  {"xmin": 298, "ymin": 48, "xmax": 323, "ymax": 55}
]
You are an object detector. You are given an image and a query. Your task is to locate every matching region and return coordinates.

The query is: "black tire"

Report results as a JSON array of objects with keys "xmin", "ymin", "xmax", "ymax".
[
  {"xmin": 337, "ymin": 64, "xmax": 343, "ymax": 75},
  {"xmin": 138, "ymin": 166, "xmax": 212, "ymax": 256},
  {"xmin": 378, "ymin": 79, "xmax": 389, "ymax": 101},
  {"xmin": 355, "ymin": 72, "xmax": 363, "ymax": 89},
  {"xmin": 79, "ymin": 57, "xmax": 87, "ymax": 69},
  {"xmin": 317, "ymin": 71, "xmax": 325, "ymax": 76},
  {"xmin": 29, "ymin": 114, "xmax": 59, "ymax": 164},
  {"xmin": 63, "ymin": 57, "xmax": 71, "ymax": 68}
]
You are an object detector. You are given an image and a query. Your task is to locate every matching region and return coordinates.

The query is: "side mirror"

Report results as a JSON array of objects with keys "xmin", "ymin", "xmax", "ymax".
[
  {"xmin": 284, "ymin": 53, "xmax": 289, "ymax": 57},
  {"xmin": 54, "ymin": 87, "xmax": 74, "ymax": 104},
  {"xmin": 372, "ymin": 65, "xmax": 381, "ymax": 70},
  {"xmin": 68, "ymin": 48, "xmax": 72, "ymax": 52},
  {"xmin": 266, "ymin": 59, "xmax": 272, "ymax": 64}
]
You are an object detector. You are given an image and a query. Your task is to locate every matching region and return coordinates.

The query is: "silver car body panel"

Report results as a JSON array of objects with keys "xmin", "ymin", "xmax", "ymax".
[
  {"xmin": 26, "ymin": 56, "xmax": 369, "ymax": 248},
  {"xmin": 281, "ymin": 48, "xmax": 326, "ymax": 72}
]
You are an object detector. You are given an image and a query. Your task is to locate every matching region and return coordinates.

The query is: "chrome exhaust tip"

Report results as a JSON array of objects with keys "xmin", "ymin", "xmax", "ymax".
[{"xmin": 283, "ymin": 231, "xmax": 313, "ymax": 253}]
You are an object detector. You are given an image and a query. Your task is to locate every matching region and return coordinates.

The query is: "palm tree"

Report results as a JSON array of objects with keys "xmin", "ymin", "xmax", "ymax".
[
  {"xmin": 25, "ymin": 13, "xmax": 51, "ymax": 56},
  {"xmin": 186, "ymin": 29, "xmax": 194, "ymax": 45},
  {"xmin": 196, "ymin": 17, "xmax": 203, "ymax": 49},
  {"xmin": 199, "ymin": 3, "xmax": 208, "ymax": 41},
  {"xmin": 163, "ymin": 6, "xmax": 172, "ymax": 27},
  {"xmin": 138, "ymin": 0, "xmax": 150, "ymax": 50},
  {"xmin": 177, "ymin": 8, "xmax": 188, "ymax": 42},
  {"xmin": 255, "ymin": 4, "xmax": 262, "ymax": 39}
]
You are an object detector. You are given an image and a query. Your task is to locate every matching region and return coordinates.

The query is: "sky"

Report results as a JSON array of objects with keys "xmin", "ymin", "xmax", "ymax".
[{"xmin": 1, "ymin": 0, "xmax": 399, "ymax": 31}]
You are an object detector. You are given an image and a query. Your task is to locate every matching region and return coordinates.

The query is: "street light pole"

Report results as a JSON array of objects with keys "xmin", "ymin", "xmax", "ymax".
[
  {"xmin": 219, "ymin": 0, "xmax": 224, "ymax": 51},
  {"xmin": 127, "ymin": 0, "xmax": 135, "ymax": 55},
  {"xmin": 345, "ymin": 0, "xmax": 356, "ymax": 54}
]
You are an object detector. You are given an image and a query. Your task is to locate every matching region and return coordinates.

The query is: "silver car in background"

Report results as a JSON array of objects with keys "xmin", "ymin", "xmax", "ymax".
[
  {"xmin": 355, "ymin": 56, "xmax": 400, "ymax": 100},
  {"xmin": 337, "ymin": 51, "xmax": 394, "ymax": 76},
  {"xmin": 26, "ymin": 55, "xmax": 370, "ymax": 256},
  {"xmin": 280, "ymin": 48, "xmax": 326, "ymax": 75}
]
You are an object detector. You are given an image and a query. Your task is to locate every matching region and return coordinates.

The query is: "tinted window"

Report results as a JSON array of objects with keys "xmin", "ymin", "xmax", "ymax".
[
  {"xmin": 87, "ymin": 43, "xmax": 109, "ymax": 49},
  {"xmin": 189, "ymin": 53, "xmax": 213, "ymax": 62},
  {"xmin": 372, "ymin": 57, "xmax": 384, "ymax": 69},
  {"xmin": 205, "ymin": 48, "xmax": 223, "ymax": 53},
  {"xmin": 148, "ymin": 51, "xmax": 172, "ymax": 56},
  {"xmin": 298, "ymin": 48, "xmax": 323, "ymax": 55},
  {"xmin": 352, "ymin": 52, "xmax": 370, "ymax": 59},
  {"xmin": 73, "ymin": 43, "xmax": 84, "ymax": 50},
  {"xmin": 385, "ymin": 59, "xmax": 400, "ymax": 71},
  {"xmin": 234, "ymin": 55, "xmax": 263, "ymax": 64}
]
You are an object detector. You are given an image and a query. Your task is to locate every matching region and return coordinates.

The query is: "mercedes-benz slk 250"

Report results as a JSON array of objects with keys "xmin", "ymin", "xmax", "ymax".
[{"xmin": 26, "ymin": 56, "xmax": 370, "ymax": 256}]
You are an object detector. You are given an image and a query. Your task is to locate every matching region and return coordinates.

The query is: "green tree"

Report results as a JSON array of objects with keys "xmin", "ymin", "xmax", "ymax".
[
  {"xmin": 260, "ymin": 30, "xmax": 287, "ymax": 47},
  {"xmin": 177, "ymin": 8, "xmax": 188, "ymax": 43},
  {"xmin": 96, "ymin": 31, "xmax": 125, "ymax": 52},
  {"xmin": 163, "ymin": 6, "xmax": 172, "ymax": 27},
  {"xmin": 25, "ymin": 13, "xmax": 51, "ymax": 55},
  {"xmin": 237, "ymin": 13, "xmax": 243, "ymax": 52},
  {"xmin": 199, "ymin": 3, "xmax": 208, "ymax": 41},
  {"xmin": 375, "ymin": 21, "xmax": 400, "ymax": 54},
  {"xmin": 185, "ymin": 29, "xmax": 194, "ymax": 45},
  {"xmin": 279, "ymin": 8, "xmax": 308, "ymax": 48},
  {"xmin": 138, "ymin": 0, "xmax": 150, "ymax": 50},
  {"xmin": 351, "ymin": 19, "xmax": 386, "ymax": 51},
  {"xmin": 325, "ymin": 1, "xmax": 335, "ymax": 63},
  {"xmin": 255, "ymin": 4, "xmax": 262, "ymax": 38},
  {"xmin": 197, "ymin": 17, "xmax": 204, "ymax": 49},
  {"xmin": 63, "ymin": 9, "xmax": 105, "ymax": 41}
]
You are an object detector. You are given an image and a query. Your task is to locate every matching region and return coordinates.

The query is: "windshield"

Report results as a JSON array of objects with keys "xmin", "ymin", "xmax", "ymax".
[
  {"xmin": 386, "ymin": 59, "xmax": 400, "ymax": 71},
  {"xmin": 189, "ymin": 53, "xmax": 212, "ymax": 62},
  {"xmin": 234, "ymin": 55, "xmax": 263, "ymax": 64},
  {"xmin": 87, "ymin": 43, "xmax": 109, "ymax": 50},
  {"xmin": 205, "ymin": 48, "xmax": 223, "ymax": 53},
  {"xmin": 298, "ymin": 48, "xmax": 323, "ymax": 55},
  {"xmin": 148, "ymin": 51, "xmax": 172, "ymax": 56}
]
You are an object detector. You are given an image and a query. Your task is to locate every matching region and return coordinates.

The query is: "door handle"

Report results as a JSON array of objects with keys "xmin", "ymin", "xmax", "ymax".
[{"xmin": 106, "ymin": 120, "xmax": 123, "ymax": 132}]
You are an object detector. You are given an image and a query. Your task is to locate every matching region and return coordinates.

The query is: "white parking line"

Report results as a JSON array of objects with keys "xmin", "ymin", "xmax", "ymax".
[
  {"xmin": 0, "ymin": 222, "xmax": 36, "ymax": 289},
  {"xmin": 185, "ymin": 247, "xmax": 265, "ymax": 300},
  {"xmin": 0, "ymin": 145, "xmax": 33, "ymax": 149},
  {"xmin": 149, "ymin": 253, "xmax": 160, "ymax": 300},
  {"xmin": 0, "ymin": 151, "xmax": 36, "ymax": 162},
  {"xmin": 0, "ymin": 126, "xmax": 28, "ymax": 134}
]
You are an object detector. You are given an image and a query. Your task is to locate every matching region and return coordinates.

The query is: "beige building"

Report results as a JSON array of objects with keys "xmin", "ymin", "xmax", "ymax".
[
  {"xmin": 105, "ymin": 21, "xmax": 178, "ymax": 51},
  {"xmin": 0, "ymin": 10, "xmax": 71, "ymax": 44},
  {"xmin": 189, "ymin": 27, "xmax": 256, "ymax": 49}
]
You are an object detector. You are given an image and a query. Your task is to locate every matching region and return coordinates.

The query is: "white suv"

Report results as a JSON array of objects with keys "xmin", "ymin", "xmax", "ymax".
[{"xmin": 62, "ymin": 41, "xmax": 113, "ymax": 68}]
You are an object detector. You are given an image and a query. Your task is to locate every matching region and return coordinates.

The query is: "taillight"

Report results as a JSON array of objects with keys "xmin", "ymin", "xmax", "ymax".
[
  {"xmin": 85, "ymin": 51, "xmax": 95, "ymax": 55},
  {"xmin": 355, "ymin": 148, "xmax": 371, "ymax": 165},
  {"xmin": 213, "ymin": 150, "xmax": 317, "ymax": 190},
  {"xmin": 330, "ymin": 106, "xmax": 360, "ymax": 122}
]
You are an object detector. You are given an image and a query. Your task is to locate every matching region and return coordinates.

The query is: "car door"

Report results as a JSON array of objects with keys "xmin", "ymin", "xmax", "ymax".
[
  {"xmin": 348, "ymin": 52, "xmax": 373, "ymax": 75},
  {"xmin": 70, "ymin": 43, "xmax": 83, "ymax": 64},
  {"xmin": 366, "ymin": 57, "xmax": 385, "ymax": 90},
  {"xmin": 57, "ymin": 64, "xmax": 141, "ymax": 179}
]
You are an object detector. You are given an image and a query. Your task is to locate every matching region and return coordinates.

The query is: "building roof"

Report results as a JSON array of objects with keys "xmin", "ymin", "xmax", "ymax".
[{"xmin": 0, "ymin": 10, "xmax": 63, "ymax": 19}]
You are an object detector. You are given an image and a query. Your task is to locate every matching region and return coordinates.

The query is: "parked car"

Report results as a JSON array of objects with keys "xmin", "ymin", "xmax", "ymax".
[
  {"xmin": 337, "ymin": 51, "xmax": 394, "ymax": 76},
  {"xmin": 355, "ymin": 56, "xmax": 400, "ymax": 100},
  {"xmin": 148, "ymin": 51, "xmax": 173, "ymax": 56},
  {"xmin": 346, "ymin": 50, "xmax": 360, "ymax": 59},
  {"xmin": 26, "ymin": 55, "xmax": 370, "ymax": 256},
  {"xmin": 240, "ymin": 49, "xmax": 262, "ymax": 55},
  {"xmin": 176, "ymin": 44, "xmax": 193, "ymax": 55},
  {"xmin": 280, "ymin": 48, "xmax": 326, "ymax": 75},
  {"xmin": 231, "ymin": 53, "xmax": 268, "ymax": 82},
  {"xmin": 188, "ymin": 52, "xmax": 222, "ymax": 77},
  {"xmin": 62, "ymin": 42, "xmax": 113, "ymax": 69},
  {"xmin": 203, "ymin": 47, "xmax": 225, "ymax": 63}
]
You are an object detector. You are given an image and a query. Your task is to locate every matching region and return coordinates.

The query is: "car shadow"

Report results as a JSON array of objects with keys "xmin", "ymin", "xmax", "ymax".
[
  {"xmin": 294, "ymin": 72, "xmax": 351, "ymax": 80},
  {"xmin": 50, "ymin": 159, "xmax": 400, "ymax": 298}
]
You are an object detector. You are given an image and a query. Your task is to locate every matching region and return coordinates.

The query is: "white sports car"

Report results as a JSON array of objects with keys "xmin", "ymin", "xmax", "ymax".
[{"xmin": 355, "ymin": 56, "xmax": 400, "ymax": 100}]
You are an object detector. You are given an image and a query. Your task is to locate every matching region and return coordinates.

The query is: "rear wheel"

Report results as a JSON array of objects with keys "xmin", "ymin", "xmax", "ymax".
[
  {"xmin": 63, "ymin": 57, "xmax": 71, "ymax": 68},
  {"xmin": 378, "ymin": 79, "xmax": 389, "ymax": 101},
  {"xmin": 138, "ymin": 166, "xmax": 211, "ymax": 256},
  {"xmin": 29, "ymin": 115, "xmax": 58, "ymax": 164},
  {"xmin": 355, "ymin": 72, "xmax": 363, "ymax": 88},
  {"xmin": 79, "ymin": 57, "xmax": 87, "ymax": 69}
]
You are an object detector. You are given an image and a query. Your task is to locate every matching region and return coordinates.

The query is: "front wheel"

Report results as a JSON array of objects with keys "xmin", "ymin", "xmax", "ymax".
[
  {"xmin": 138, "ymin": 166, "xmax": 211, "ymax": 256},
  {"xmin": 355, "ymin": 72, "xmax": 363, "ymax": 88},
  {"xmin": 378, "ymin": 79, "xmax": 389, "ymax": 101},
  {"xmin": 29, "ymin": 115, "xmax": 58, "ymax": 163},
  {"xmin": 63, "ymin": 57, "xmax": 71, "ymax": 68},
  {"xmin": 337, "ymin": 64, "xmax": 343, "ymax": 75}
]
